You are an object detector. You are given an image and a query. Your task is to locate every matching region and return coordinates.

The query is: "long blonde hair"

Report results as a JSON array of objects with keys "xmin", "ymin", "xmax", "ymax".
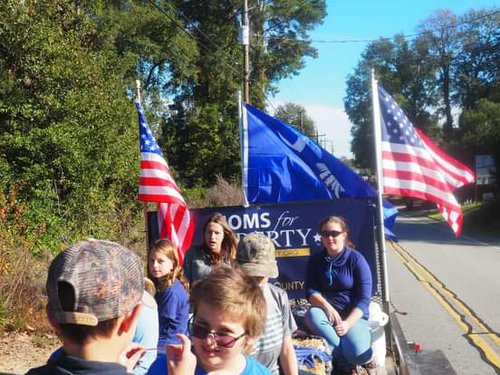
[{"xmin": 148, "ymin": 239, "xmax": 189, "ymax": 293}]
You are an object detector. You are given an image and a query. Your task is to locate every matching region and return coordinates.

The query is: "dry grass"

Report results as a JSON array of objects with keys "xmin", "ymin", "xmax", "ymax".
[
  {"xmin": 0, "ymin": 188, "xmax": 52, "ymax": 332},
  {"xmin": 204, "ymin": 175, "xmax": 245, "ymax": 207}
]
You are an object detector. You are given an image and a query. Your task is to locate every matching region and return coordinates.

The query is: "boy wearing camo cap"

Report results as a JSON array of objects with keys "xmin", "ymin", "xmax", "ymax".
[
  {"xmin": 26, "ymin": 239, "xmax": 146, "ymax": 375},
  {"xmin": 236, "ymin": 232, "xmax": 299, "ymax": 375}
]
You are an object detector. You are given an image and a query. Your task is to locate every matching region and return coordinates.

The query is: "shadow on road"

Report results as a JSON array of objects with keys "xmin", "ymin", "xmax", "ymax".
[
  {"xmin": 392, "ymin": 214, "xmax": 500, "ymax": 248},
  {"xmin": 406, "ymin": 349, "xmax": 457, "ymax": 375}
]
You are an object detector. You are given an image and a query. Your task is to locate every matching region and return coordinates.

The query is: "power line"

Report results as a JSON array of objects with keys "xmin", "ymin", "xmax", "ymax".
[
  {"xmin": 146, "ymin": 0, "xmax": 272, "ymax": 106},
  {"xmin": 263, "ymin": 8, "xmax": 500, "ymax": 45},
  {"xmin": 146, "ymin": 1, "xmax": 243, "ymax": 80}
]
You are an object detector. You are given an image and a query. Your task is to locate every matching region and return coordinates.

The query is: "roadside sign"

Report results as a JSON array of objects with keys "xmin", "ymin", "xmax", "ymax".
[{"xmin": 475, "ymin": 154, "xmax": 496, "ymax": 186}]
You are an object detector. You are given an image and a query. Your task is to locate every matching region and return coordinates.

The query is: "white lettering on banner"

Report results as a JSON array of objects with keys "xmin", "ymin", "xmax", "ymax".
[
  {"xmin": 226, "ymin": 212, "xmax": 271, "ymax": 230},
  {"xmin": 236, "ymin": 228, "xmax": 313, "ymax": 248},
  {"xmin": 296, "ymin": 228, "xmax": 311, "ymax": 245},
  {"xmin": 272, "ymin": 211, "xmax": 299, "ymax": 231},
  {"xmin": 316, "ymin": 162, "xmax": 345, "ymax": 198},
  {"xmin": 273, "ymin": 281, "xmax": 305, "ymax": 291},
  {"xmin": 228, "ymin": 209, "xmax": 313, "ymax": 247}
]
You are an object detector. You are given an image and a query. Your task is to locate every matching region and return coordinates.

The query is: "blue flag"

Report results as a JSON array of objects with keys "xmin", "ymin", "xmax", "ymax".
[{"xmin": 242, "ymin": 103, "xmax": 398, "ymax": 237}]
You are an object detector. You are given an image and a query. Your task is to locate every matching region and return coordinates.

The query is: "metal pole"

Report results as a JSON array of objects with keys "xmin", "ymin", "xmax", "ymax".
[
  {"xmin": 243, "ymin": 0, "xmax": 250, "ymax": 103},
  {"xmin": 135, "ymin": 80, "xmax": 150, "ymax": 251},
  {"xmin": 238, "ymin": 90, "xmax": 249, "ymax": 206},
  {"xmin": 371, "ymin": 70, "xmax": 390, "ymax": 308}
]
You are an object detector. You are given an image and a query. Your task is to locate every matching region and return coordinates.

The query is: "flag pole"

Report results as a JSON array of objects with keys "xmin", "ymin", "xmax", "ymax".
[
  {"xmin": 371, "ymin": 70, "xmax": 390, "ymax": 309},
  {"xmin": 238, "ymin": 90, "xmax": 249, "ymax": 207},
  {"xmin": 135, "ymin": 80, "xmax": 151, "ymax": 251}
]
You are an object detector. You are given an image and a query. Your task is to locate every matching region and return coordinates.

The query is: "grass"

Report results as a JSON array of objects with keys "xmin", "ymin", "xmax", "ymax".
[{"xmin": 426, "ymin": 200, "xmax": 500, "ymax": 237}]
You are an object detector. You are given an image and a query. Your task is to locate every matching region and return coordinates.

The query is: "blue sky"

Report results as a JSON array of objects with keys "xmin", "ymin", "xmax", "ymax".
[{"xmin": 268, "ymin": 0, "xmax": 499, "ymax": 158}]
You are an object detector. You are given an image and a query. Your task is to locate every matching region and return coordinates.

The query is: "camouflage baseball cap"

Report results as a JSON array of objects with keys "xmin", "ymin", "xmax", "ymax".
[
  {"xmin": 46, "ymin": 239, "xmax": 144, "ymax": 326},
  {"xmin": 236, "ymin": 232, "xmax": 279, "ymax": 278}
]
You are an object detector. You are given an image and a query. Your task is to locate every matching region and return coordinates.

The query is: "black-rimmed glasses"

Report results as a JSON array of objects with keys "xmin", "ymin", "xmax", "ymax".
[{"xmin": 320, "ymin": 230, "xmax": 344, "ymax": 238}]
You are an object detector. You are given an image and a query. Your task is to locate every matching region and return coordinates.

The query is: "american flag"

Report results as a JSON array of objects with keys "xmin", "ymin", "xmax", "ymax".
[
  {"xmin": 136, "ymin": 102, "xmax": 194, "ymax": 263},
  {"xmin": 377, "ymin": 84, "xmax": 474, "ymax": 236}
]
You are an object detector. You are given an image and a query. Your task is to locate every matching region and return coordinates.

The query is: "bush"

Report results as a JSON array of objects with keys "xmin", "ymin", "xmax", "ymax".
[
  {"xmin": 0, "ymin": 184, "xmax": 146, "ymax": 331},
  {"xmin": 462, "ymin": 199, "xmax": 500, "ymax": 236},
  {"xmin": 204, "ymin": 175, "xmax": 244, "ymax": 207},
  {"xmin": 0, "ymin": 188, "xmax": 51, "ymax": 330},
  {"xmin": 0, "ymin": 176, "xmax": 244, "ymax": 331}
]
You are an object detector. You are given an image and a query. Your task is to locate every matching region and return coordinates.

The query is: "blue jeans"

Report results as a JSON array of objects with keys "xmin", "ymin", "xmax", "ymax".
[{"xmin": 305, "ymin": 307, "xmax": 372, "ymax": 368}]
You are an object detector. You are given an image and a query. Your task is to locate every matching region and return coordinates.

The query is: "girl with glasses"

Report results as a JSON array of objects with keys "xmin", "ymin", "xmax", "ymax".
[{"xmin": 304, "ymin": 216, "xmax": 375, "ymax": 375}]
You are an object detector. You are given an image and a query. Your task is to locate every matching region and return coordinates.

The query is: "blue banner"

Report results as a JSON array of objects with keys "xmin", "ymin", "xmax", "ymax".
[
  {"xmin": 149, "ymin": 199, "xmax": 377, "ymax": 299},
  {"xmin": 243, "ymin": 103, "xmax": 377, "ymax": 202},
  {"xmin": 242, "ymin": 103, "xmax": 398, "ymax": 239}
]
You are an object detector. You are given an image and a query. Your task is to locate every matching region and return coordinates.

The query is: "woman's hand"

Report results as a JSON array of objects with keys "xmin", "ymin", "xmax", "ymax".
[
  {"xmin": 166, "ymin": 333, "xmax": 197, "ymax": 375},
  {"xmin": 334, "ymin": 320, "xmax": 351, "ymax": 337},
  {"xmin": 323, "ymin": 304, "xmax": 342, "ymax": 327}
]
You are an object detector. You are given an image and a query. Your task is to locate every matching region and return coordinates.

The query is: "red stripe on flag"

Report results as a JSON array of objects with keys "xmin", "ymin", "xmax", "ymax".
[
  {"xmin": 415, "ymin": 128, "xmax": 475, "ymax": 186},
  {"xmin": 382, "ymin": 169, "xmax": 455, "ymax": 193},
  {"xmin": 138, "ymin": 194, "xmax": 184, "ymax": 203},
  {"xmin": 139, "ymin": 177, "xmax": 180, "ymax": 189},
  {"xmin": 136, "ymin": 102, "xmax": 194, "ymax": 257},
  {"xmin": 382, "ymin": 150, "xmax": 436, "ymax": 171},
  {"xmin": 140, "ymin": 160, "xmax": 172, "ymax": 173}
]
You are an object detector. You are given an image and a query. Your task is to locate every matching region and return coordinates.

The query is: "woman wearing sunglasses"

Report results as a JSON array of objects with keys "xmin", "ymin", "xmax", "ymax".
[{"xmin": 304, "ymin": 216, "xmax": 375, "ymax": 375}]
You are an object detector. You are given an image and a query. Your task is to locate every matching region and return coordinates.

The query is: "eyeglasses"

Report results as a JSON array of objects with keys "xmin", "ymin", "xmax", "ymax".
[
  {"xmin": 320, "ymin": 230, "xmax": 344, "ymax": 238},
  {"xmin": 189, "ymin": 321, "xmax": 246, "ymax": 348}
]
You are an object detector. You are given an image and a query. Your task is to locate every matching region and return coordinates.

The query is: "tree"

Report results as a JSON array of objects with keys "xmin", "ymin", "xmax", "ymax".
[
  {"xmin": 461, "ymin": 99, "xmax": 500, "ymax": 184},
  {"xmin": 344, "ymin": 7, "xmax": 500, "ymax": 170},
  {"xmin": 248, "ymin": 0, "xmax": 327, "ymax": 107},
  {"xmin": 0, "ymin": 0, "xmax": 145, "ymax": 245},
  {"xmin": 344, "ymin": 35, "xmax": 438, "ymax": 169},
  {"xmin": 160, "ymin": 0, "xmax": 327, "ymax": 187},
  {"xmin": 417, "ymin": 10, "xmax": 461, "ymax": 137},
  {"xmin": 454, "ymin": 9, "xmax": 500, "ymax": 111},
  {"xmin": 0, "ymin": 0, "xmax": 202, "ymax": 247},
  {"xmin": 274, "ymin": 102, "xmax": 316, "ymax": 138}
]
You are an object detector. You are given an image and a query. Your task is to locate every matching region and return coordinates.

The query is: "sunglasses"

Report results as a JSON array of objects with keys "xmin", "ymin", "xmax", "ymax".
[
  {"xmin": 189, "ymin": 321, "xmax": 246, "ymax": 348},
  {"xmin": 320, "ymin": 230, "xmax": 344, "ymax": 238}
]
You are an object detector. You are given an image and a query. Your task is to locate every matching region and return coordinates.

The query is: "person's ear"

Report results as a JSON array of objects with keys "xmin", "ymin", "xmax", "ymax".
[
  {"xmin": 242, "ymin": 335, "xmax": 258, "ymax": 355},
  {"xmin": 118, "ymin": 303, "xmax": 143, "ymax": 335},
  {"xmin": 46, "ymin": 304, "xmax": 62, "ymax": 335}
]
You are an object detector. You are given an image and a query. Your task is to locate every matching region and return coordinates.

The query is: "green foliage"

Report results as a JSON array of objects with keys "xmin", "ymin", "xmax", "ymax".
[
  {"xmin": 344, "ymin": 8, "xmax": 500, "ymax": 171},
  {"xmin": 344, "ymin": 35, "xmax": 439, "ymax": 169},
  {"xmin": 162, "ymin": 0, "xmax": 327, "ymax": 186},
  {"xmin": 461, "ymin": 99, "xmax": 500, "ymax": 183},
  {"xmin": 454, "ymin": 9, "xmax": 500, "ymax": 110},
  {"xmin": 274, "ymin": 102, "xmax": 317, "ymax": 138},
  {"xmin": 0, "ymin": 0, "xmax": 143, "ymax": 252}
]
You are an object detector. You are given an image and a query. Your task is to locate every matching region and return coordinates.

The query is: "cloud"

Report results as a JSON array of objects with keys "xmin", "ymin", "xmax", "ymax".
[{"xmin": 303, "ymin": 104, "xmax": 353, "ymax": 159}]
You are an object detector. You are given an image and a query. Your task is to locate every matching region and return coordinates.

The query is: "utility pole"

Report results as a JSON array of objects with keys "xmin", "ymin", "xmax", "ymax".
[{"xmin": 240, "ymin": 0, "xmax": 250, "ymax": 103}]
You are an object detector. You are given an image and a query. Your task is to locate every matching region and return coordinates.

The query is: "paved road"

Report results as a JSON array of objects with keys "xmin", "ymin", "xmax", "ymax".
[{"xmin": 386, "ymin": 212, "xmax": 500, "ymax": 375}]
